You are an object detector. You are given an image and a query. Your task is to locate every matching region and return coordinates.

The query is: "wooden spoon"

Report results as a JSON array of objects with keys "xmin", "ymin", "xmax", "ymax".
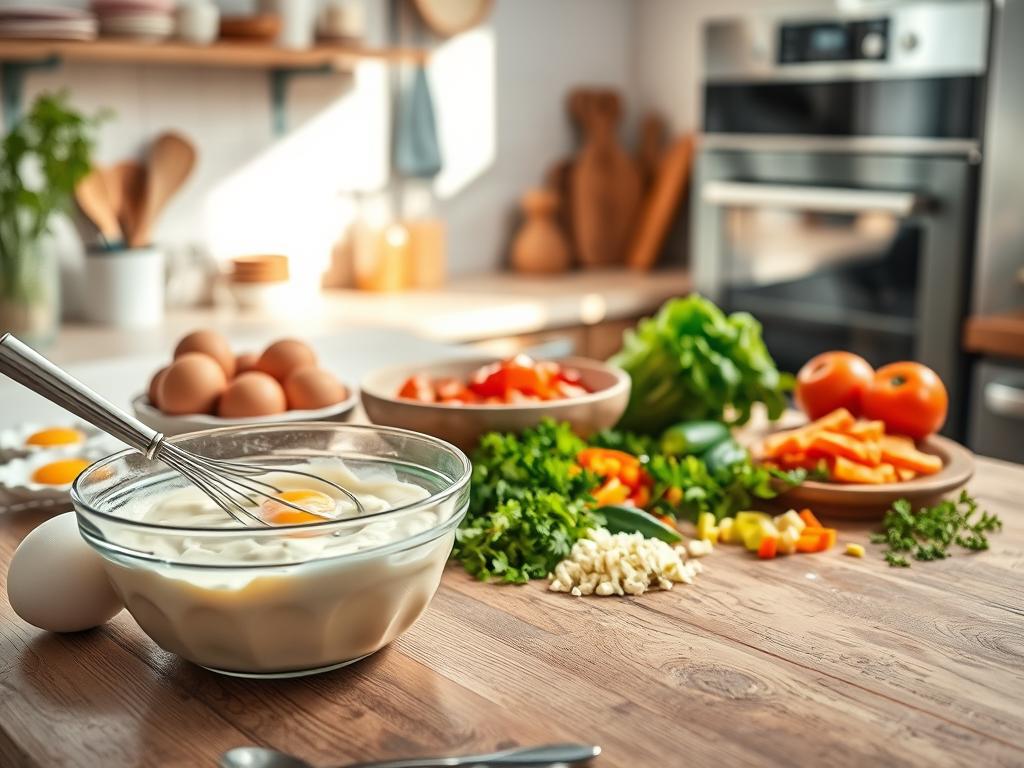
[
  {"xmin": 131, "ymin": 132, "xmax": 196, "ymax": 248},
  {"xmin": 104, "ymin": 161, "xmax": 146, "ymax": 247},
  {"xmin": 74, "ymin": 169, "xmax": 123, "ymax": 247}
]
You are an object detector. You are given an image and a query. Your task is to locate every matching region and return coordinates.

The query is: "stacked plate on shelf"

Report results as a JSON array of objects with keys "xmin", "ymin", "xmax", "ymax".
[
  {"xmin": 92, "ymin": 0, "xmax": 175, "ymax": 42},
  {"xmin": 0, "ymin": 6, "xmax": 98, "ymax": 41}
]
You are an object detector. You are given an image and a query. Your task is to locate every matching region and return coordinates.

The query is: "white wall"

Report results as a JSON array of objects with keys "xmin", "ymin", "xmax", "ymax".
[{"xmin": 9, "ymin": 0, "xmax": 636, "ymax": 283}]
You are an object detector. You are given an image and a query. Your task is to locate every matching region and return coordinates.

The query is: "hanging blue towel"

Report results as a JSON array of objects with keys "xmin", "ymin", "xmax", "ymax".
[{"xmin": 394, "ymin": 64, "xmax": 443, "ymax": 179}]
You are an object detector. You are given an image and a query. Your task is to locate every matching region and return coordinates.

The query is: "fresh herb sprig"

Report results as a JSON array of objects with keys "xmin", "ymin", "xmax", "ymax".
[
  {"xmin": 455, "ymin": 421, "xmax": 601, "ymax": 584},
  {"xmin": 872, "ymin": 491, "xmax": 1002, "ymax": 567},
  {"xmin": 593, "ymin": 428, "xmax": 806, "ymax": 523}
]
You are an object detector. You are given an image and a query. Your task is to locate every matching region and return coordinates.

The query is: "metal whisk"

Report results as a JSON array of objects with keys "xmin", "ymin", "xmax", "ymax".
[{"xmin": 0, "ymin": 334, "xmax": 364, "ymax": 526}]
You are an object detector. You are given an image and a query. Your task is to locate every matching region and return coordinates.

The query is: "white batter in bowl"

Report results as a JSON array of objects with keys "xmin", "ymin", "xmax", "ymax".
[{"xmin": 71, "ymin": 424, "xmax": 471, "ymax": 678}]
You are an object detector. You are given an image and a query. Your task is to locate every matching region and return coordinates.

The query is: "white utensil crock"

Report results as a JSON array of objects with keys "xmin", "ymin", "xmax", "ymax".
[
  {"xmin": 260, "ymin": 0, "xmax": 315, "ymax": 49},
  {"xmin": 84, "ymin": 247, "xmax": 165, "ymax": 329}
]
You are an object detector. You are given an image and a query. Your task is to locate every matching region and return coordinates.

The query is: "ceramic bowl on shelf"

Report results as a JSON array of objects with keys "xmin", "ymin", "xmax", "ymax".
[
  {"xmin": 360, "ymin": 356, "xmax": 630, "ymax": 451},
  {"xmin": 71, "ymin": 423, "xmax": 472, "ymax": 678},
  {"xmin": 131, "ymin": 385, "xmax": 358, "ymax": 436}
]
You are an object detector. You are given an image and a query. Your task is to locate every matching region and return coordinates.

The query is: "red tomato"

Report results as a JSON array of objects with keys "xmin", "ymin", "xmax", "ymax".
[
  {"xmin": 795, "ymin": 351, "xmax": 874, "ymax": 419},
  {"xmin": 861, "ymin": 362, "xmax": 948, "ymax": 439}
]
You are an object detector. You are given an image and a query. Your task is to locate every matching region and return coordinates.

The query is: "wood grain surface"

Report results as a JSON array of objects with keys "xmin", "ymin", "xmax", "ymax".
[
  {"xmin": 1, "ymin": 458, "xmax": 1023, "ymax": 767},
  {"xmin": 963, "ymin": 311, "xmax": 1024, "ymax": 362}
]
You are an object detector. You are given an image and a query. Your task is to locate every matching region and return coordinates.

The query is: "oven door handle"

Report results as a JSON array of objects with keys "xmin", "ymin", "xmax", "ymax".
[
  {"xmin": 701, "ymin": 181, "xmax": 924, "ymax": 216},
  {"xmin": 984, "ymin": 381, "xmax": 1024, "ymax": 419}
]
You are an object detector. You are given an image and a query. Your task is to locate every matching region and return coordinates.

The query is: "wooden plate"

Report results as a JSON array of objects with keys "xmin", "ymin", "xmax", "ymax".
[{"xmin": 775, "ymin": 434, "xmax": 975, "ymax": 520}]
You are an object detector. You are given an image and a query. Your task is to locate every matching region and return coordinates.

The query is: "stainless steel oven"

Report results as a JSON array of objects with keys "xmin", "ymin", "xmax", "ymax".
[{"xmin": 692, "ymin": 0, "xmax": 990, "ymax": 438}]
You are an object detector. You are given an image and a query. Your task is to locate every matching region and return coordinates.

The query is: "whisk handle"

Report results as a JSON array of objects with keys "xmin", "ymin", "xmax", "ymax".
[{"xmin": 0, "ymin": 333, "xmax": 164, "ymax": 457}]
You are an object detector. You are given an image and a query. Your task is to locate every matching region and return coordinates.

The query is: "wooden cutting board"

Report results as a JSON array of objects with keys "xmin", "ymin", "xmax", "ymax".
[
  {"xmin": 626, "ymin": 133, "xmax": 695, "ymax": 271},
  {"xmin": 569, "ymin": 89, "xmax": 641, "ymax": 268},
  {"xmin": 637, "ymin": 112, "xmax": 666, "ymax": 192}
]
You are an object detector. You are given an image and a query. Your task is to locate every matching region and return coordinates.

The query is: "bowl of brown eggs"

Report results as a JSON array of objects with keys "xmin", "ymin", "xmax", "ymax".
[{"xmin": 132, "ymin": 330, "xmax": 357, "ymax": 436}]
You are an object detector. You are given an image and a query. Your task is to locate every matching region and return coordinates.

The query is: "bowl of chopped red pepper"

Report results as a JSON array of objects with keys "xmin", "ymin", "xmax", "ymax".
[{"xmin": 360, "ymin": 355, "xmax": 630, "ymax": 450}]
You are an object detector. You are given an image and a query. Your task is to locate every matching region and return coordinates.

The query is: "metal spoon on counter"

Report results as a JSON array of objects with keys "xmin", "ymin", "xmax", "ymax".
[{"xmin": 219, "ymin": 743, "xmax": 601, "ymax": 768}]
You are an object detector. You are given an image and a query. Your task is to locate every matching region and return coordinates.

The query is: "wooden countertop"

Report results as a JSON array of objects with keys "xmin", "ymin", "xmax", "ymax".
[
  {"xmin": 45, "ymin": 269, "xmax": 691, "ymax": 365},
  {"xmin": 964, "ymin": 311, "xmax": 1024, "ymax": 362},
  {"xmin": 1, "ymin": 456, "xmax": 1022, "ymax": 766}
]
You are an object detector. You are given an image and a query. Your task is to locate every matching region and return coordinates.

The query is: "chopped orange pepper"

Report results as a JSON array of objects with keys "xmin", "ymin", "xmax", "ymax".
[
  {"xmin": 801, "ymin": 527, "xmax": 837, "ymax": 552},
  {"xmin": 620, "ymin": 463, "xmax": 640, "ymax": 487},
  {"xmin": 664, "ymin": 486, "xmax": 683, "ymax": 505},
  {"xmin": 796, "ymin": 534, "xmax": 823, "ymax": 553},
  {"xmin": 758, "ymin": 536, "xmax": 778, "ymax": 559},
  {"xmin": 593, "ymin": 477, "xmax": 630, "ymax": 505},
  {"xmin": 632, "ymin": 486, "xmax": 651, "ymax": 509},
  {"xmin": 578, "ymin": 448, "xmax": 640, "ymax": 470}
]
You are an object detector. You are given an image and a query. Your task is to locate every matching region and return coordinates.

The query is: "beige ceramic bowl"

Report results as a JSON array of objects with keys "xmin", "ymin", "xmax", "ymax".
[{"xmin": 360, "ymin": 357, "xmax": 630, "ymax": 450}]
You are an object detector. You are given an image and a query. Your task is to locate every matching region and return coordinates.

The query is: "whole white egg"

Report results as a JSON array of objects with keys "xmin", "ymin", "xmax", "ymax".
[{"xmin": 7, "ymin": 512, "xmax": 123, "ymax": 632}]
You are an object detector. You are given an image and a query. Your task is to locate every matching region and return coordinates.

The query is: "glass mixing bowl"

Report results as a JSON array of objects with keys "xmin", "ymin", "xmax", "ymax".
[{"xmin": 71, "ymin": 423, "xmax": 471, "ymax": 678}]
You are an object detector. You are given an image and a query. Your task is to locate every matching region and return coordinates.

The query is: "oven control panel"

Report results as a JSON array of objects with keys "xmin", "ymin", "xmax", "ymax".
[{"xmin": 778, "ymin": 19, "xmax": 889, "ymax": 64}]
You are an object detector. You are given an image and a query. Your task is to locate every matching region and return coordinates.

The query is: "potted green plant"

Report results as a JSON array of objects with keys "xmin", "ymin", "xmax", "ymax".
[{"xmin": 0, "ymin": 92, "xmax": 102, "ymax": 346}]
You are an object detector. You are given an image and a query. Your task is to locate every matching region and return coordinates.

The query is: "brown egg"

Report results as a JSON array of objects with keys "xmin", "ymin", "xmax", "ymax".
[
  {"xmin": 235, "ymin": 352, "xmax": 259, "ymax": 375},
  {"xmin": 174, "ymin": 329, "xmax": 236, "ymax": 378},
  {"xmin": 158, "ymin": 353, "xmax": 228, "ymax": 415},
  {"xmin": 256, "ymin": 339, "xmax": 317, "ymax": 383},
  {"xmin": 284, "ymin": 367, "xmax": 348, "ymax": 411},
  {"xmin": 217, "ymin": 372, "xmax": 287, "ymax": 418},
  {"xmin": 147, "ymin": 365, "xmax": 169, "ymax": 409}
]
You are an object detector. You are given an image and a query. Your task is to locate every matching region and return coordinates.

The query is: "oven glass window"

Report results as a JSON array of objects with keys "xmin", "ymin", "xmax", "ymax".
[{"xmin": 720, "ymin": 206, "xmax": 920, "ymax": 372}]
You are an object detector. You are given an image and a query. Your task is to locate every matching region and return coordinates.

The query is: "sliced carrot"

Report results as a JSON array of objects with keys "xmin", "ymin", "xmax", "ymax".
[
  {"xmin": 760, "ymin": 408, "xmax": 856, "ymax": 459},
  {"xmin": 809, "ymin": 431, "xmax": 881, "ymax": 466},
  {"xmin": 878, "ymin": 463, "xmax": 899, "ymax": 483},
  {"xmin": 778, "ymin": 451, "xmax": 824, "ymax": 471},
  {"xmin": 831, "ymin": 456, "xmax": 892, "ymax": 484},
  {"xmin": 761, "ymin": 430, "xmax": 812, "ymax": 458},
  {"xmin": 878, "ymin": 436, "xmax": 943, "ymax": 475},
  {"xmin": 798, "ymin": 508, "xmax": 822, "ymax": 529},
  {"xmin": 805, "ymin": 408, "xmax": 857, "ymax": 433},
  {"xmin": 843, "ymin": 419, "xmax": 885, "ymax": 441},
  {"xmin": 758, "ymin": 536, "xmax": 778, "ymax": 559}
]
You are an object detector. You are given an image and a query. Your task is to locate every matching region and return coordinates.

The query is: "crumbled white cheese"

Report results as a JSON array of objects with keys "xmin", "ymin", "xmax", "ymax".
[
  {"xmin": 686, "ymin": 538, "xmax": 713, "ymax": 558},
  {"xmin": 548, "ymin": 528, "xmax": 703, "ymax": 597}
]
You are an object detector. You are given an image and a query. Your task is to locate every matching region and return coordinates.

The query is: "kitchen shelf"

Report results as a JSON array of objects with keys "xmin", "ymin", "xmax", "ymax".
[
  {"xmin": 0, "ymin": 38, "xmax": 425, "ymax": 69},
  {"xmin": 0, "ymin": 38, "xmax": 427, "ymax": 133}
]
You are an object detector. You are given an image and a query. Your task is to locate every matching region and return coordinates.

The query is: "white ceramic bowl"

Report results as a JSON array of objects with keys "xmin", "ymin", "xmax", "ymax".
[
  {"xmin": 360, "ymin": 356, "xmax": 630, "ymax": 451},
  {"xmin": 131, "ymin": 384, "xmax": 358, "ymax": 436}
]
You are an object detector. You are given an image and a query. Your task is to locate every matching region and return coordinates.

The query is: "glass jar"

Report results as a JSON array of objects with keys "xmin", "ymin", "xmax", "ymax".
[{"xmin": 0, "ymin": 240, "xmax": 59, "ymax": 347}]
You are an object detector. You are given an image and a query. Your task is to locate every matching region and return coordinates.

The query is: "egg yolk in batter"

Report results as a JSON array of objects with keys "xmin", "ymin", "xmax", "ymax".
[
  {"xmin": 31, "ymin": 458, "xmax": 91, "ymax": 486},
  {"xmin": 26, "ymin": 427, "xmax": 84, "ymax": 447},
  {"xmin": 260, "ymin": 489, "xmax": 336, "ymax": 525}
]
